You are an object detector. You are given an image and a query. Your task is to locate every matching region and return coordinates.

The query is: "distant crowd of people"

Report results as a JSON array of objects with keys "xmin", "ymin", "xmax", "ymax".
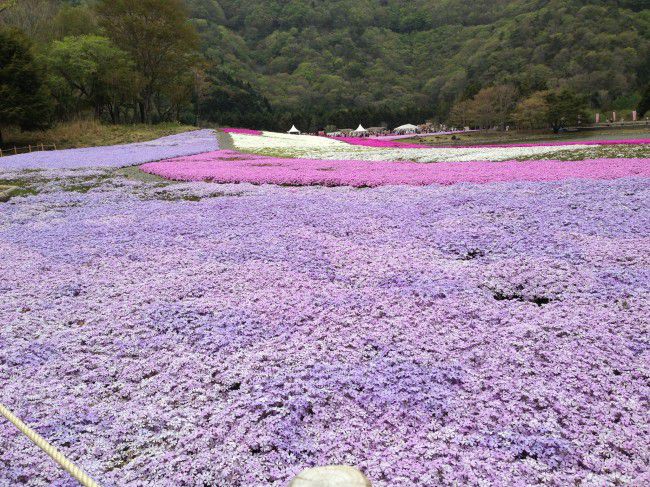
[{"xmin": 300, "ymin": 123, "xmax": 454, "ymax": 138}]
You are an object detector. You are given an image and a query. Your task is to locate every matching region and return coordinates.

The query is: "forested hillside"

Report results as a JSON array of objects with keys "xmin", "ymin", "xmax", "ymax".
[
  {"xmin": 1, "ymin": 0, "xmax": 649, "ymax": 132},
  {"xmin": 186, "ymin": 0, "xmax": 650, "ymax": 128}
]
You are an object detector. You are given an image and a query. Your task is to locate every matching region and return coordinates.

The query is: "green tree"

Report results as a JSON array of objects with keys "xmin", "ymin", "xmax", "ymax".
[
  {"xmin": 638, "ymin": 84, "xmax": 650, "ymax": 118},
  {"xmin": 448, "ymin": 99, "xmax": 475, "ymax": 128},
  {"xmin": 0, "ymin": 0, "xmax": 16, "ymax": 14},
  {"xmin": 449, "ymin": 85, "xmax": 518, "ymax": 129},
  {"xmin": 96, "ymin": 0, "xmax": 199, "ymax": 123},
  {"xmin": 545, "ymin": 90, "xmax": 588, "ymax": 133},
  {"xmin": 0, "ymin": 0, "xmax": 60, "ymax": 43},
  {"xmin": 48, "ymin": 35, "xmax": 139, "ymax": 122},
  {"xmin": 53, "ymin": 4, "xmax": 99, "ymax": 39},
  {"xmin": 513, "ymin": 92, "xmax": 550, "ymax": 130},
  {"xmin": 199, "ymin": 69, "xmax": 274, "ymax": 128},
  {"xmin": 0, "ymin": 28, "xmax": 52, "ymax": 145}
]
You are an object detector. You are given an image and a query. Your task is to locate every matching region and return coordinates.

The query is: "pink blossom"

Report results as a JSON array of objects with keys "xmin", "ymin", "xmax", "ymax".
[
  {"xmin": 222, "ymin": 128, "xmax": 263, "ymax": 136},
  {"xmin": 372, "ymin": 130, "xmax": 473, "ymax": 140},
  {"xmin": 140, "ymin": 150, "xmax": 650, "ymax": 187},
  {"xmin": 334, "ymin": 137, "xmax": 429, "ymax": 148}
]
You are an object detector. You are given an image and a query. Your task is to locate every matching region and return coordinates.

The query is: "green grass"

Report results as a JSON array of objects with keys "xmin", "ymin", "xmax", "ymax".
[
  {"xmin": 114, "ymin": 165, "xmax": 169, "ymax": 183},
  {"xmin": 516, "ymin": 144, "xmax": 650, "ymax": 161},
  {"xmin": 0, "ymin": 182, "xmax": 37, "ymax": 201},
  {"xmin": 410, "ymin": 127, "xmax": 650, "ymax": 147},
  {"xmin": 0, "ymin": 185, "xmax": 18, "ymax": 202},
  {"xmin": 1, "ymin": 169, "xmax": 241, "ymax": 203},
  {"xmin": 2, "ymin": 120, "xmax": 198, "ymax": 150}
]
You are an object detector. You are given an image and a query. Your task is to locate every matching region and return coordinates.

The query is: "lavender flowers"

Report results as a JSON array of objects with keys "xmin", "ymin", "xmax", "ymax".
[
  {"xmin": 0, "ymin": 130, "xmax": 218, "ymax": 170},
  {"xmin": 1, "ymin": 175, "xmax": 648, "ymax": 486}
]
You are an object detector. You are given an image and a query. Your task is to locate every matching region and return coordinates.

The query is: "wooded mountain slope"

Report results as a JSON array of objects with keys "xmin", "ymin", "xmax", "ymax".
[
  {"xmin": 187, "ymin": 0, "xmax": 649, "ymax": 121},
  {"xmin": 1, "ymin": 0, "xmax": 648, "ymax": 131}
]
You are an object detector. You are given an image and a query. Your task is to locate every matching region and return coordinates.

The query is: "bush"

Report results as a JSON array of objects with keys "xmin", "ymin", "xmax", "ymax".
[{"xmin": 0, "ymin": 28, "xmax": 53, "ymax": 145}]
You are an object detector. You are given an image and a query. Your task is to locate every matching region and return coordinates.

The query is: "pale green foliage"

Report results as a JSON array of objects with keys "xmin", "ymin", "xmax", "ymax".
[
  {"xmin": 514, "ymin": 92, "xmax": 551, "ymax": 130},
  {"xmin": 48, "ymin": 35, "xmax": 139, "ymax": 121}
]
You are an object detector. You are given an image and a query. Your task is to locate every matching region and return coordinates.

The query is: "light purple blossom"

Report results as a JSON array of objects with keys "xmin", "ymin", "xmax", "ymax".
[
  {"xmin": 0, "ymin": 130, "xmax": 218, "ymax": 170},
  {"xmin": 1, "ymin": 175, "xmax": 648, "ymax": 486}
]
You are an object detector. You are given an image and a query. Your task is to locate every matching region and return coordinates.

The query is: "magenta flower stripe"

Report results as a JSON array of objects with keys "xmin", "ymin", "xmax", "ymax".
[
  {"xmin": 140, "ymin": 150, "xmax": 650, "ymax": 187},
  {"xmin": 222, "ymin": 128, "xmax": 263, "ymax": 136},
  {"xmin": 334, "ymin": 137, "xmax": 430, "ymax": 148}
]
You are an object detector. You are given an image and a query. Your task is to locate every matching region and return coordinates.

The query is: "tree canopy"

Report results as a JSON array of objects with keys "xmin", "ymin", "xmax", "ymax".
[
  {"xmin": 0, "ymin": 28, "xmax": 52, "ymax": 143},
  {"xmin": 96, "ymin": 0, "xmax": 200, "ymax": 123},
  {"xmin": 0, "ymin": 0, "xmax": 648, "ymax": 132},
  {"xmin": 639, "ymin": 84, "xmax": 650, "ymax": 118},
  {"xmin": 193, "ymin": 0, "xmax": 648, "ymax": 127}
]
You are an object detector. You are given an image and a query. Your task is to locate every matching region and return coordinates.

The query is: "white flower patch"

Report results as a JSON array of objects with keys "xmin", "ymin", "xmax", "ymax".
[
  {"xmin": 231, "ymin": 131, "xmax": 349, "ymax": 151},
  {"xmin": 313, "ymin": 145, "xmax": 596, "ymax": 163},
  {"xmin": 230, "ymin": 131, "xmax": 596, "ymax": 162}
]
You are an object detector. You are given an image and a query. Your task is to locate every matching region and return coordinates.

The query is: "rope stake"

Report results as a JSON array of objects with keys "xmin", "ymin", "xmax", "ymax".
[{"xmin": 0, "ymin": 403, "xmax": 100, "ymax": 487}]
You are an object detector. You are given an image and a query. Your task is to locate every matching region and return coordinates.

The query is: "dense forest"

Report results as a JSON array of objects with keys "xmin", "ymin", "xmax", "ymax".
[{"xmin": 1, "ymin": 0, "xmax": 649, "ymax": 134}]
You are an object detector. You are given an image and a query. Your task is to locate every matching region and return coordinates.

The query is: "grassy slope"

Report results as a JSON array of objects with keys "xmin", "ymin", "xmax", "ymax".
[
  {"xmin": 411, "ymin": 127, "xmax": 650, "ymax": 147},
  {"xmin": 2, "ymin": 120, "xmax": 199, "ymax": 150}
]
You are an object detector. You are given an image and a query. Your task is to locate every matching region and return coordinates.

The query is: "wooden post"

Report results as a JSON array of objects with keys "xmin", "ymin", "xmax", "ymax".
[
  {"xmin": 13, "ymin": 146, "xmax": 17, "ymax": 155},
  {"xmin": 28, "ymin": 145, "xmax": 32, "ymax": 152},
  {"xmin": 0, "ymin": 148, "xmax": 3, "ymax": 157}
]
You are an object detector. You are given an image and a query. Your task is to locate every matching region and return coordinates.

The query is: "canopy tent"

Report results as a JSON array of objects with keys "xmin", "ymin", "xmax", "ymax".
[
  {"xmin": 352, "ymin": 124, "xmax": 368, "ymax": 133},
  {"xmin": 393, "ymin": 124, "xmax": 418, "ymax": 133},
  {"xmin": 288, "ymin": 125, "xmax": 300, "ymax": 134}
]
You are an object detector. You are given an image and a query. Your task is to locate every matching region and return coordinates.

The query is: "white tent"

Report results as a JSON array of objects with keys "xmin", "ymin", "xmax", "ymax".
[
  {"xmin": 394, "ymin": 123, "xmax": 418, "ymax": 134},
  {"xmin": 352, "ymin": 124, "xmax": 368, "ymax": 133},
  {"xmin": 288, "ymin": 125, "xmax": 300, "ymax": 134}
]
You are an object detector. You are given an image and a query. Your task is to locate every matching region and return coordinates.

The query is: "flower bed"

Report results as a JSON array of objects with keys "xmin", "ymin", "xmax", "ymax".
[
  {"xmin": 335, "ymin": 137, "xmax": 428, "ymax": 148},
  {"xmin": 441, "ymin": 138, "xmax": 650, "ymax": 149},
  {"xmin": 1, "ymin": 175, "xmax": 648, "ymax": 485},
  {"xmin": 228, "ymin": 131, "xmax": 622, "ymax": 162},
  {"xmin": 0, "ymin": 130, "xmax": 219, "ymax": 170},
  {"xmin": 222, "ymin": 128, "xmax": 264, "ymax": 136},
  {"xmin": 141, "ymin": 150, "xmax": 650, "ymax": 187},
  {"xmin": 371, "ymin": 130, "xmax": 473, "ymax": 140}
]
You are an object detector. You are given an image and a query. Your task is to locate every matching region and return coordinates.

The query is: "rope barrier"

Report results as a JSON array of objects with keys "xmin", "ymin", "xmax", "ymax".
[{"xmin": 0, "ymin": 403, "xmax": 100, "ymax": 487}]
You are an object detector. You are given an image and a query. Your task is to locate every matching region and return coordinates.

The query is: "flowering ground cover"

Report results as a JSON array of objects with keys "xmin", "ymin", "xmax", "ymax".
[
  {"xmin": 332, "ymin": 137, "xmax": 427, "ymax": 149},
  {"xmin": 1, "ymin": 170, "xmax": 648, "ymax": 486},
  {"xmin": 228, "ymin": 131, "xmax": 650, "ymax": 163},
  {"xmin": 427, "ymin": 138, "xmax": 650, "ymax": 149},
  {"xmin": 222, "ymin": 128, "xmax": 264, "ymax": 136},
  {"xmin": 372, "ymin": 130, "xmax": 474, "ymax": 140},
  {"xmin": 141, "ymin": 149, "xmax": 650, "ymax": 187},
  {"xmin": 0, "ymin": 130, "xmax": 218, "ymax": 170},
  {"xmin": 334, "ymin": 137, "xmax": 428, "ymax": 148}
]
